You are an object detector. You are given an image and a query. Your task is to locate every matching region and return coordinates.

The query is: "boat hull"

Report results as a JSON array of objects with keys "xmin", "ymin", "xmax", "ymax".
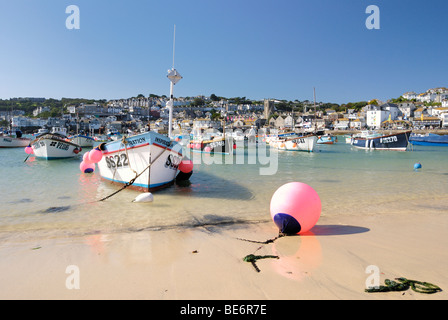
[
  {"xmin": 351, "ymin": 131, "xmax": 411, "ymax": 151},
  {"xmin": 31, "ymin": 135, "xmax": 82, "ymax": 159},
  {"xmin": 190, "ymin": 137, "xmax": 234, "ymax": 154},
  {"xmin": 0, "ymin": 136, "xmax": 31, "ymax": 148},
  {"xmin": 317, "ymin": 135, "xmax": 337, "ymax": 144},
  {"xmin": 270, "ymin": 134, "xmax": 317, "ymax": 152},
  {"xmin": 97, "ymin": 131, "xmax": 183, "ymax": 192},
  {"xmin": 409, "ymin": 134, "xmax": 448, "ymax": 147},
  {"xmin": 71, "ymin": 135, "xmax": 95, "ymax": 147}
]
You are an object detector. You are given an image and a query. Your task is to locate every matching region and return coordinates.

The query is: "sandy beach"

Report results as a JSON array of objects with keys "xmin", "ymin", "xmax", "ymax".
[{"xmin": 1, "ymin": 210, "xmax": 447, "ymax": 301}]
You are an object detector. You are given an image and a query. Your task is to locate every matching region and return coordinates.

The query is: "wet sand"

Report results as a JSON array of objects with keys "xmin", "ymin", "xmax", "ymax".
[{"xmin": 0, "ymin": 211, "xmax": 447, "ymax": 300}]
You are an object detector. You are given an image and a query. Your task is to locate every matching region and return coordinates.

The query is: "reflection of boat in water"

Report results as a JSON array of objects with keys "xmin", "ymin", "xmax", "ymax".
[
  {"xmin": 409, "ymin": 133, "xmax": 448, "ymax": 147},
  {"xmin": 31, "ymin": 127, "xmax": 82, "ymax": 159},
  {"xmin": 351, "ymin": 130, "xmax": 411, "ymax": 151},
  {"xmin": 0, "ymin": 129, "xmax": 31, "ymax": 148}
]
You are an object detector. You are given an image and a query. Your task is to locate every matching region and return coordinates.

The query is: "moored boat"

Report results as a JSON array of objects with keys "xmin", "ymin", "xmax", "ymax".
[
  {"xmin": 351, "ymin": 130, "xmax": 411, "ymax": 151},
  {"xmin": 96, "ymin": 131, "xmax": 184, "ymax": 192},
  {"xmin": 70, "ymin": 134, "xmax": 95, "ymax": 147},
  {"xmin": 409, "ymin": 133, "xmax": 448, "ymax": 147},
  {"xmin": 31, "ymin": 127, "xmax": 82, "ymax": 159},
  {"xmin": 0, "ymin": 130, "xmax": 31, "ymax": 148},
  {"xmin": 269, "ymin": 133, "xmax": 317, "ymax": 152},
  {"xmin": 317, "ymin": 134, "xmax": 337, "ymax": 144}
]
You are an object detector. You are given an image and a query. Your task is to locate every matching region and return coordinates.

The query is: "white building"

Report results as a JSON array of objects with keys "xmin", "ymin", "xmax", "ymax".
[{"xmin": 402, "ymin": 92, "xmax": 417, "ymax": 100}]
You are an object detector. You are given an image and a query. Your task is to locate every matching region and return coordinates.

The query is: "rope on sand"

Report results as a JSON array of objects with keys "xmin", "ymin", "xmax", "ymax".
[
  {"xmin": 238, "ymin": 233, "xmax": 284, "ymax": 273},
  {"xmin": 366, "ymin": 277, "xmax": 442, "ymax": 294}
]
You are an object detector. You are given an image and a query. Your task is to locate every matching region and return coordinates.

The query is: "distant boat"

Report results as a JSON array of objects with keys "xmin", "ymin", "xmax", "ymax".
[
  {"xmin": 70, "ymin": 134, "xmax": 95, "ymax": 147},
  {"xmin": 269, "ymin": 133, "xmax": 317, "ymax": 152},
  {"xmin": 351, "ymin": 130, "xmax": 412, "ymax": 151},
  {"xmin": 409, "ymin": 133, "xmax": 448, "ymax": 147},
  {"xmin": 344, "ymin": 135, "xmax": 353, "ymax": 144},
  {"xmin": 317, "ymin": 134, "xmax": 337, "ymax": 144},
  {"xmin": 0, "ymin": 130, "xmax": 31, "ymax": 148},
  {"xmin": 190, "ymin": 136, "xmax": 234, "ymax": 154},
  {"xmin": 97, "ymin": 131, "xmax": 184, "ymax": 192},
  {"xmin": 31, "ymin": 127, "xmax": 82, "ymax": 159}
]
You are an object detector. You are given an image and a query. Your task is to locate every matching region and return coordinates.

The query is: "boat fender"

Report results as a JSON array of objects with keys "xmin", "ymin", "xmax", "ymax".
[{"xmin": 98, "ymin": 142, "xmax": 107, "ymax": 151}]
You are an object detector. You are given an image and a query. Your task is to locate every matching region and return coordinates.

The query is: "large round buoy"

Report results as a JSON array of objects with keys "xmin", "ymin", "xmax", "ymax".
[
  {"xmin": 178, "ymin": 159, "xmax": 193, "ymax": 173},
  {"xmin": 83, "ymin": 152, "xmax": 92, "ymax": 163},
  {"xmin": 25, "ymin": 146, "xmax": 33, "ymax": 155},
  {"xmin": 270, "ymin": 182, "xmax": 321, "ymax": 235},
  {"xmin": 88, "ymin": 147, "xmax": 103, "ymax": 163},
  {"xmin": 204, "ymin": 146, "xmax": 211, "ymax": 152},
  {"xmin": 80, "ymin": 161, "xmax": 95, "ymax": 173}
]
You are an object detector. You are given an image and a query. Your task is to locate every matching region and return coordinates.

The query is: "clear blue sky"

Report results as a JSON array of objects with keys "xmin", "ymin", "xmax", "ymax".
[{"xmin": 0, "ymin": 0, "xmax": 447, "ymax": 104}]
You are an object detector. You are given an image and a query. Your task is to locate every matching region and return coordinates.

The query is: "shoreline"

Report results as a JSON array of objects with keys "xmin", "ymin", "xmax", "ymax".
[{"xmin": 1, "ymin": 211, "xmax": 447, "ymax": 300}]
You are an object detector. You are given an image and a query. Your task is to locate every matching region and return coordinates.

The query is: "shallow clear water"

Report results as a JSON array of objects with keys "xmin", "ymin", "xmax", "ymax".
[{"xmin": 1, "ymin": 138, "xmax": 447, "ymax": 241}]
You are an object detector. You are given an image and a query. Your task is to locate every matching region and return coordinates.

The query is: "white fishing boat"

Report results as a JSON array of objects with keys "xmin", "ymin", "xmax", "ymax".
[
  {"xmin": 70, "ymin": 134, "xmax": 95, "ymax": 147},
  {"xmin": 31, "ymin": 127, "xmax": 82, "ymax": 159},
  {"xmin": 96, "ymin": 25, "xmax": 189, "ymax": 192},
  {"xmin": 0, "ymin": 130, "xmax": 31, "ymax": 148},
  {"xmin": 96, "ymin": 131, "xmax": 183, "ymax": 192},
  {"xmin": 269, "ymin": 133, "xmax": 317, "ymax": 152}
]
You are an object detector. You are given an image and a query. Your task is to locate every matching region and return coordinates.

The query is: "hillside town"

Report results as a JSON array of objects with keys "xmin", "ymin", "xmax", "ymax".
[{"xmin": 1, "ymin": 87, "xmax": 448, "ymax": 135}]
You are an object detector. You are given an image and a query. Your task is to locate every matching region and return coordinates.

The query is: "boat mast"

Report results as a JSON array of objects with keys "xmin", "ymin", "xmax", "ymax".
[
  {"xmin": 313, "ymin": 87, "xmax": 317, "ymax": 132},
  {"xmin": 167, "ymin": 25, "xmax": 182, "ymax": 138}
]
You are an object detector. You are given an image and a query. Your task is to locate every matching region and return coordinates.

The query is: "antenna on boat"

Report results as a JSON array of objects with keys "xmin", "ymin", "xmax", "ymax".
[{"xmin": 167, "ymin": 24, "xmax": 182, "ymax": 139}]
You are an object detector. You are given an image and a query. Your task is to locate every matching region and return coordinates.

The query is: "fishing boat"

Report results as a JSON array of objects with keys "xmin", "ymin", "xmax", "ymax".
[
  {"xmin": 96, "ymin": 131, "xmax": 184, "ymax": 192},
  {"xmin": 351, "ymin": 130, "xmax": 412, "ymax": 151},
  {"xmin": 317, "ymin": 134, "xmax": 337, "ymax": 144},
  {"xmin": 190, "ymin": 135, "xmax": 234, "ymax": 154},
  {"xmin": 96, "ymin": 25, "xmax": 189, "ymax": 192},
  {"xmin": 344, "ymin": 134, "xmax": 353, "ymax": 144},
  {"xmin": 70, "ymin": 134, "xmax": 95, "ymax": 147},
  {"xmin": 0, "ymin": 129, "xmax": 31, "ymax": 148},
  {"xmin": 409, "ymin": 133, "xmax": 448, "ymax": 147},
  {"xmin": 31, "ymin": 127, "xmax": 82, "ymax": 159},
  {"xmin": 269, "ymin": 133, "xmax": 317, "ymax": 152}
]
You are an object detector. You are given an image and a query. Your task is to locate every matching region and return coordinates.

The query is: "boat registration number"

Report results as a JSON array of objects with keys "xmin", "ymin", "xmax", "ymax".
[
  {"xmin": 165, "ymin": 154, "xmax": 182, "ymax": 170},
  {"xmin": 380, "ymin": 136, "xmax": 398, "ymax": 144},
  {"xmin": 50, "ymin": 141, "xmax": 70, "ymax": 151},
  {"xmin": 291, "ymin": 138, "xmax": 306, "ymax": 144},
  {"xmin": 105, "ymin": 154, "xmax": 129, "ymax": 168}
]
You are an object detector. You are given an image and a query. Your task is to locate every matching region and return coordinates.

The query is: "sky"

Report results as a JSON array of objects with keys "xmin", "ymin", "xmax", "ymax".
[{"xmin": 0, "ymin": 0, "xmax": 447, "ymax": 104}]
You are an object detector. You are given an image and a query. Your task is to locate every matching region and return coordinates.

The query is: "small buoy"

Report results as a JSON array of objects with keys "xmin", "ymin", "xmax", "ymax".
[
  {"xmin": 80, "ymin": 161, "xmax": 95, "ymax": 173},
  {"xmin": 178, "ymin": 159, "xmax": 193, "ymax": 173},
  {"xmin": 88, "ymin": 147, "xmax": 103, "ymax": 163},
  {"xmin": 132, "ymin": 192, "xmax": 154, "ymax": 203},
  {"xmin": 204, "ymin": 146, "xmax": 211, "ymax": 152},
  {"xmin": 73, "ymin": 147, "xmax": 81, "ymax": 154},
  {"xmin": 414, "ymin": 162, "xmax": 422, "ymax": 170},
  {"xmin": 24, "ymin": 146, "xmax": 33, "ymax": 155},
  {"xmin": 270, "ymin": 182, "xmax": 321, "ymax": 235}
]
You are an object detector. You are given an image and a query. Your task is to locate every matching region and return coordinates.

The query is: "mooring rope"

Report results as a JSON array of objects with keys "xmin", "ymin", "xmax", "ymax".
[{"xmin": 238, "ymin": 233, "xmax": 284, "ymax": 272}]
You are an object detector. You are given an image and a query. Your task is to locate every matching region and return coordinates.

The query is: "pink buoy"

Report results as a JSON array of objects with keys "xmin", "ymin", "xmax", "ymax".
[
  {"xmin": 25, "ymin": 146, "xmax": 33, "ymax": 154},
  {"xmin": 88, "ymin": 147, "xmax": 103, "ymax": 163},
  {"xmin": 83, "ymin": 152, "xmax": 92, "ymax": 163},
  {"xmin": 204, "ymin": 146, "xmax": 211, "ymax": 153},
  {"xmin": 270, "ymin": 182, "xmax": 321, "ymax": 235},
  {"xmin": 80, "ymin": 161, "xmax": 95, "ymax": 173},
  {"xmin": 178, "ymin": 159, "xmax": 193, "ymax": 173}
]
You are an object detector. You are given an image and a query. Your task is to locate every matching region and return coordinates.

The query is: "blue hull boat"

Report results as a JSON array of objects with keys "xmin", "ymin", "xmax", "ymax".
[{"xmin": 409, "ymin": 133, "xmax": 448, "ymax": 146}]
